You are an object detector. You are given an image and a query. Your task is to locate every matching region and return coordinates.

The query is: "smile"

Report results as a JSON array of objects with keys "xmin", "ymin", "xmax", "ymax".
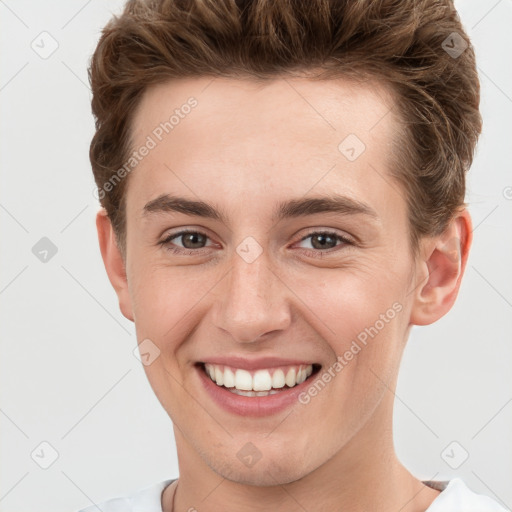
[
  {"xmin": 195, "ymin": 357, "xmax": 323, "ymax": 416},
  {"xmin": 203, "ymin": 363, "xmax": 315, "ymax": 396},
  {"xmin": 197, "ymin": 360, "xmax": 322, "ymax": 408}
]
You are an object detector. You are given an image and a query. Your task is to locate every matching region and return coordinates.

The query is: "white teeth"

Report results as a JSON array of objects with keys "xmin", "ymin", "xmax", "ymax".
[
  {"xmin": 253, "ymin": 370, "xmax": 272, "ymax": 391},
  {"xmin": 214, "ymin": 366, "xmax": 224, "ymax": 386},
  {"xmin": 235, "ymin": 369, "xmax": 253, "ymax": 391},
  {"xmin": 285, "ymin": 367, "xmax": 296, "ymax": 387},
  {"xmin": 272, "ymin": 369, "xmax": 285, "ymax": 388},
  {"xmin": 204, "ymin": 363, "xmax": 314, "ymax": 393},
  {"xmin": 223, "ymin": 367, "xmax": 235, "ymax": 388}
]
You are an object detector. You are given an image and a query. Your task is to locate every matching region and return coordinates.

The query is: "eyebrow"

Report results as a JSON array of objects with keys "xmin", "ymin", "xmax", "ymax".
[{"xmin": 142, "ymin": 193, "xmax": 378, "ymax": 225}]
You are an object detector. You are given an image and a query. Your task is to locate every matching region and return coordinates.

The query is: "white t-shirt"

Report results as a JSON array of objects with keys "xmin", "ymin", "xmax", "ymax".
[{"xmin": 76, "ymin": 477, "xmax": 508, "ymax": 512}]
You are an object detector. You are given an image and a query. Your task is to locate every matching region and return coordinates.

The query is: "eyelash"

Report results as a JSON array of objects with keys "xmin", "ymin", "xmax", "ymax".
[{"xmin": 158, "ymin": 229, "xmax": 355, "ymax": 258}]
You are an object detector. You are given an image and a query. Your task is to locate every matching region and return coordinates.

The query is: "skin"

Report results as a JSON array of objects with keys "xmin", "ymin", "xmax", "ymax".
[{"xmin": 97, "ymin": 75, "xmax": 472, "ymax": 511}]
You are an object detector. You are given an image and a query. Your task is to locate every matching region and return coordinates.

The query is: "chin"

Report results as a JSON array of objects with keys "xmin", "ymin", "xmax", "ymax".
[{"xmin": 203, "ymin": 445, "xmax": 314, "ymax": 487}]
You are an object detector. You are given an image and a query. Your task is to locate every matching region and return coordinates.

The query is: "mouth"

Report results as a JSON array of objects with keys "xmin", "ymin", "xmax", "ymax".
[
  {"xmin": 199, "ymin": 362, "xmax": 322, "ymax": 396},
  {"xmin": 194, "ymin": 360, "xmax": 322, "ymax": 416}
]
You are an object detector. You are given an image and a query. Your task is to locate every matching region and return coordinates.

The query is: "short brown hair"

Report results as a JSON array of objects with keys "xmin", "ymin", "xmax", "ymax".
[{"xmin": 89, "ymin": 0, "xmax": 482, "ymax": 258}]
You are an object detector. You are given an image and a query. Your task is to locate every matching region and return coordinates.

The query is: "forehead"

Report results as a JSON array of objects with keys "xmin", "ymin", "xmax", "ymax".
[
  {"xmin": 131, "ymin": 74, "xmax": 396, "ymax": 150},
  {"xmin": 126, "ymin": 75, "xmax": 403, "ymax": 223}
]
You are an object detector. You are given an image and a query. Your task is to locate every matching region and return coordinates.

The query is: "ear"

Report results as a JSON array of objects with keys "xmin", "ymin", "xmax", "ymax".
[
  {"xmin": 96, "ymin": 208, "xmax": 134, "ymax": 322},
  {"xmin": 409, "ymin": 208, "xmax": 472, "ymax": 326}
]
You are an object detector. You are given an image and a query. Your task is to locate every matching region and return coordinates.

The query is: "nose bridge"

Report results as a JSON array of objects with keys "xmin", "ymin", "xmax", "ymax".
[{"xmin": 214, "ymin": 241, "xmax": 290, "ymax": 343}]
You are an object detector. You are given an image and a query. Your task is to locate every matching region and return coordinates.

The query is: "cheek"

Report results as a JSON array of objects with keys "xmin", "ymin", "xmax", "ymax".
[
  {"xmin": 291, "ymin": 265, "xmax": 409, "ymax": 402},
  {"xmin": 129, "ymin": 259, "xmax": 208, "ymax": 329},
  {"xmin": 290, "ymin": 263, "xmax": 407, "ymax": 338},
  {"xmin": 128, "ymin": 263, "xmax": 221, "ymax": 396}
]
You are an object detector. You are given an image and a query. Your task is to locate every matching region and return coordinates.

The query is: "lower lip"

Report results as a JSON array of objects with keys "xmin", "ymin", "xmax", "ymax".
[{"xmin": 196, "ymin": 364, "xmax": 319, "ymax": 417}]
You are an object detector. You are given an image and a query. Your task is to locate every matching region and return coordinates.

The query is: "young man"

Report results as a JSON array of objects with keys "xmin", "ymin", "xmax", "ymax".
[{"xmin": 79, "ymin": 0, "xmax": 506, "ymax": 510}]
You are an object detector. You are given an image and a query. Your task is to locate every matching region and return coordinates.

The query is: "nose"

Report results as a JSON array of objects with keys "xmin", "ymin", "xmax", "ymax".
[{"xmin": 212, "ymin": 248, "xmax": 291, "ymax": 344}]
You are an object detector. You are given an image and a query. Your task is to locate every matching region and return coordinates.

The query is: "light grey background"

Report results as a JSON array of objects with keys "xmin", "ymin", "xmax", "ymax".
[{"xmin": 0, "ymin": 1, "xmax": 511, "ymax": 511}]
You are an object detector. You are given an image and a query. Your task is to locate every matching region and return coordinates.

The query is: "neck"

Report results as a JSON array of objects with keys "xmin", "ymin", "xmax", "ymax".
[{"xmin": 163, "ymin": 392, "xmax": 440, "ymax": 512}]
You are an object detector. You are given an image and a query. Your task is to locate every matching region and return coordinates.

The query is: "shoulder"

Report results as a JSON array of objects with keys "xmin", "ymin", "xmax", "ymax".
[
  {"xmin": 425, "ymin": 478, "xmax": 508, "ymax": 512},
  {"xmin": 75, "ymin": 479, "xmax": 175, "ymax": 512}
]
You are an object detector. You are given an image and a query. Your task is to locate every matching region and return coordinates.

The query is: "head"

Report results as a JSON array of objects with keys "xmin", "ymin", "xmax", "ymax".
[{"xmin": 91, "ymin": 0, "xmax": 481, "ymax": 486}]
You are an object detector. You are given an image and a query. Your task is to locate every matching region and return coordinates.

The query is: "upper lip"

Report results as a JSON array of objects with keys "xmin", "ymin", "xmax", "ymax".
[{"xmin": 199, "ymin": 356, "xmax": 318, "ymax": 371}]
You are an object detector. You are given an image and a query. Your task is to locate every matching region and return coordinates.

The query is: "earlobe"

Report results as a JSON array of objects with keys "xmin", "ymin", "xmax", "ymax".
[
  {"xmin": 96, "ymin": 209, "xmax": 135, "ymax": 322},
  {"xmin": 410, "ymin": 209, "xmax": 472, "ymax": 326}
]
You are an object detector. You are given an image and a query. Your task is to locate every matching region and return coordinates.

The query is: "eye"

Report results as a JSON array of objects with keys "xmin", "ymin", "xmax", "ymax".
[
  {"xmin": 159, "ymin": 229, "xmax": 213, "ymax": 254},
  {"xmin": 295, "ymin": 231, "xmax": 354, "ymax": 257}
]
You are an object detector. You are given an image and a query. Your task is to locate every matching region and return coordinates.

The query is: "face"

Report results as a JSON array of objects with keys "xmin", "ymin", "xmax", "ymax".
[{"xmin": 116, "ymin": 75, "xmax": 421, "ymax": 485}]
